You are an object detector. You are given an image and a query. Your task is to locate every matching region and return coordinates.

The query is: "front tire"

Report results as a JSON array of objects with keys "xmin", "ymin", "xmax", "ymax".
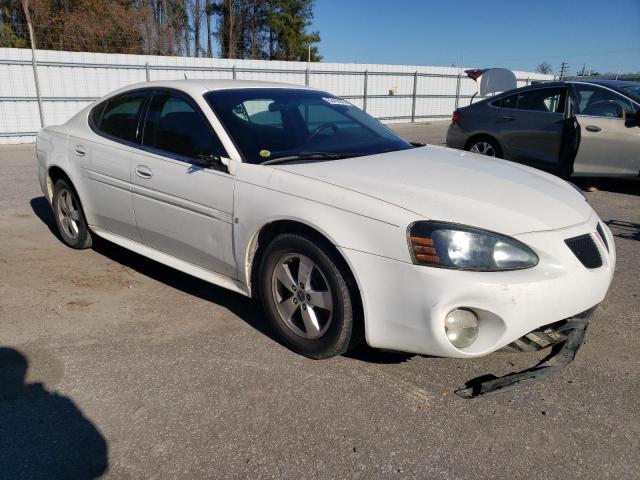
[
  {"xmin": 52, "ymin": 179, "xmax": 92, "ymax": 249},
  {"xmin": 259, "ymin": 233, "xmax": 361, "ymax": 359}
]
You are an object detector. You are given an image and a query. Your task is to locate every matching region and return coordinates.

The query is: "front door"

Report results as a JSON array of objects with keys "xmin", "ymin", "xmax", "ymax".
[
  {"xmin": 571, "ymin": 84, "xmax": 640, "ymax": 176},
  {"xmin": 497, "ymin": 87, "xmax": 567, "ymax": 166},
  {"xmin": 130, "ymin": 89, "xmax": 237, "ymax": 278}
]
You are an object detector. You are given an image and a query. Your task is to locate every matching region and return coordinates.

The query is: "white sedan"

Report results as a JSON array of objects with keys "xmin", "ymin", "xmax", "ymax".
[{"xmin": 36, "ymin": 80, "xmax": 615, "ymax": 395}]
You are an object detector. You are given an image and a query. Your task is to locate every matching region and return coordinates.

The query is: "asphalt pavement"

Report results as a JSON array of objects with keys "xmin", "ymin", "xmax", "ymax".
[{"xmin": 0, "ymin": 124, "xmax": 638, "ymax": 479}]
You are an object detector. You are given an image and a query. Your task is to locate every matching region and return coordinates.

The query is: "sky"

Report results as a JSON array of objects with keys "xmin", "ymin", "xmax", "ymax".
[{"xmin": 311, "ymin": 0, "xmax": 640, "ymax": 74}]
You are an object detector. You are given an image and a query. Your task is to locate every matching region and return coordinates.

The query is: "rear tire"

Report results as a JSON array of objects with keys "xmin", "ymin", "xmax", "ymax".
[
  {"xmin": 466, "ymin": 136, "xmax": 502, "ymax": 158},
  {"xmin": 259, "ymin": 233, "xmax": 361, "ymax": 359},
  {"xmin": 52, "ymin": 179, "xmax": 92, "ymax": 249}
]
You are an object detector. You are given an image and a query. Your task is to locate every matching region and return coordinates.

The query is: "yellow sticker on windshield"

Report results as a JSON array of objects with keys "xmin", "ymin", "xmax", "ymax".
[{"xmin": 259, "ymin": 149, "xmax": 271, "ymax": 158}]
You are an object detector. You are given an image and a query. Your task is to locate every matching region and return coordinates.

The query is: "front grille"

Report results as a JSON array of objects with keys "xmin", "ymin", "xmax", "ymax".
[
  {"xmin": 499, "ymin": 307, "xmax": 596, "ymax": 353},
  {"xmin": 500, "ymin": 319, "xmax": 571, "ymax": 352},
  {"xmin": 596, "ymin": 223, "xmax": 609, "ymax": 252},
  {"xmin": 565, "ymin": 234, "xmax": 602, "ymax": 269}
]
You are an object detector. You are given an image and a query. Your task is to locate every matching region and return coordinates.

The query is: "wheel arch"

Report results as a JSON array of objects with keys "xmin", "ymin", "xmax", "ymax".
[
  {"xmin": 464, "ymin": 133, "xmax": 504, "ymax": 158},
  {"xmin": 47, "ymin": 165, "xmax": 73, "ymax": 202},
  {"xmin": 245, "ymin": 219, "xmax": 365, "ymax": 331},
  {"xmin": 47, "ymin": 165, "xmax": 90, "ymax": 223}
]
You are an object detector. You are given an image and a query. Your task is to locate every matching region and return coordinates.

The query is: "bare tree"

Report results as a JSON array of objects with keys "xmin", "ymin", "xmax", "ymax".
[
  {"xmin": 536, "ymin": 62, "xmax": 552, "ymax": 75},
  {"xmin": 205, "ymin": 0, "xmax": 213, "ymax": 57},
  {"xmin": 183, "ymin": 0, "xmax": 191, "ymax": 56},
  {"xmin": 193, "ymin": 0, "xmax": 201, "ymax": 57}
]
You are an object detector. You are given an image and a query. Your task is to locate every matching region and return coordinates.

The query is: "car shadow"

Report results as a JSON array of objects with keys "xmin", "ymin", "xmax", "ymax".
[
  {"xmin": 344, "ymin": 345, "xmax": 419, "ymax": 364},
  {"xmin": 31, "ymin": 196, "xmax": 61, "ymax": 239},
  {"xmin": 30, "ymin": 195, "xmax": 281, "ymax": 346},
  {"xmin": 30, "ymin": 195, "xmax": 423, "ymax": 363},
  {"xmin": 0, "ymin": 347, "xmax": 108, "ymax": 479},
  {"xmin": 605, "ymin": 219, "xmax": 640, "ymax": 242},
  {"xmin": 573, "ymin": 177, "xmax": 640, "ymax": 196}
]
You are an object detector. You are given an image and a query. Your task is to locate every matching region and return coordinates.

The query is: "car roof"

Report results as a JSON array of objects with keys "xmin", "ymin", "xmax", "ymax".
[
  {"xmin": 466, "ymin": 79, "xmax": 638, "ymax": 106},
  {"xmin": 498, "ymin": 79, "xmax": 639, "ymax": 95},
  {"xmin": 105, "ymin": 79, "xmax": 316, "ymax": 101},
  {"xmin": 568, "ymin": 79, "xmax": 639, "ymax": 89}
]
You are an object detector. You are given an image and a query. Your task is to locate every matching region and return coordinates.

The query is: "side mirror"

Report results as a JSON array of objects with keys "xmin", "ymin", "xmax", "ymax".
[{"xmin": 193, "ymin": 154, "xmax": 229, "ymax": 173}]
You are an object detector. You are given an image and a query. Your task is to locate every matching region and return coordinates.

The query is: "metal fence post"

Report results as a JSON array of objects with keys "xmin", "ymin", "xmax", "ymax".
[
  {"xmin": 454, "ymin": 72, "xmax": 462, "ymax": 110},
  {"xmin": 363, "ymin": 70, "xmax": 368, "ymax": 112},
  {"xmin": 232, "ymin": 65, "xmax": 236, "ymax": 80},
  {"xmin": 145, "ymin": 62, "xmax": 150, "ymax": 81},
  {"xmin": 411, "ymin": 71, "xmax": 418, "ymax": 123},
  {"xmin": 305, "ymin": 65, "xmax": 310, "ymax": 86}
]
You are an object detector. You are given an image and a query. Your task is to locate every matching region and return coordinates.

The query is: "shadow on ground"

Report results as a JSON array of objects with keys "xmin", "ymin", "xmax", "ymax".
[
  {"xmin": 30, "ymin": 195, "xmax": 282, "ymax": 348},
  {"xmin": 30, "ymin": 196, "xmax": 425, "ymax": 365},
  {"xmin": 574, "ymin": 177, "xmax": 640, "ymax": 196},
  {"xmin": 605, "ymin": 219, "xmax": 640, "ymax": 242},
  {"xmin": 0, "ymin": 348, "xmax": 108, "ymax": 479}
]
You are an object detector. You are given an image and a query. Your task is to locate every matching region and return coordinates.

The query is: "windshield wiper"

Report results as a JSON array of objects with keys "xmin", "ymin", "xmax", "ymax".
[{"xmin": 262, "ymin": 152, "xmax": 359, "ymax": 165}]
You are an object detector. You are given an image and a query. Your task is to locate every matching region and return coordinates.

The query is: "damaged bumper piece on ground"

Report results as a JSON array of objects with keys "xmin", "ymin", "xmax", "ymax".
[{"xmin": 456, "ymin": 307, "xmax": 595, "ymax": 399}]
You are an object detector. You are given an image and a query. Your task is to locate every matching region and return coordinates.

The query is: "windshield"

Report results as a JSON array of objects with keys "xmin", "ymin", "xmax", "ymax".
[
  {"xmin": 621, "ymin": 85, "xmax": 640, "ymax": 103},
  {"xmin": 205, "ymin": 88, "xmax": 412, "ymax": 164}
]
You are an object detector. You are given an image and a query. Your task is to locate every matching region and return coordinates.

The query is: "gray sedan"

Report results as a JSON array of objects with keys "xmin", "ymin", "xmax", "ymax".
[{"xmin": 446, "ymin": 80, "xmax": 640, "ymax": 178}]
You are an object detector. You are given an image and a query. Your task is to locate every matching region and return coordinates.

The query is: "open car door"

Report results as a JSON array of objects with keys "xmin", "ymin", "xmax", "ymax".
[{"xmin": 570, "ymin": 83, "xmax": 640, "ymax": 177}]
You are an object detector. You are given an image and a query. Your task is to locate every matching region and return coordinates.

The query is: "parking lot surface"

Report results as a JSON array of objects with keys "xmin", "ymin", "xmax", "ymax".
[{"xmin": 1, "ymin": 123, "xmax": 639, "ymax": 479}]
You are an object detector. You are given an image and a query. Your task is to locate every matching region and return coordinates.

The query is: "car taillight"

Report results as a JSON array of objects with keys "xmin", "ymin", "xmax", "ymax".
[{"xmin": 451, "ymin": 110, "xmax": 461, "ymax": 122}]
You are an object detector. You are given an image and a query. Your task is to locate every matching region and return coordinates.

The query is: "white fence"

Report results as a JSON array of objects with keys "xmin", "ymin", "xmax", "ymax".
[{"xmin": 0, "ymin": 48, "xmax": 552, "ymax": 143}]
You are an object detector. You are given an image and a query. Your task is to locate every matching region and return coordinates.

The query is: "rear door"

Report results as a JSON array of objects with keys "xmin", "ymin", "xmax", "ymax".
[
  {"xmin": 497, "ymin": 87, "xmax": 567, "ymax": 166},
  {"xmin": 571, "ymin": 83, "xmax": 640, "ymax": 176},
  {"xmin": 130, "ymin": 89, "xmax": 237, "ymax": 277},
  {"xmin": 73, "ymin": 90, "xmax": 148, "ymax": 241}
]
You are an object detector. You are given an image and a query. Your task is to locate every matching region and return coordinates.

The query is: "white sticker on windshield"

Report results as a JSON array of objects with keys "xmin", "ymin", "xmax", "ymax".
[{"xmin": 322, "ymin": 97, "xmax": 350, "ymax": 106}]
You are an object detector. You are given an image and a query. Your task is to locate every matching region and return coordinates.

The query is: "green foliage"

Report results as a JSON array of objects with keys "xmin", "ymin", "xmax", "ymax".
[
  {"xmin": 266, "ymin": 0, "xmax": 321, "ymax": 61},
  {"xmin": 212, "ymin": 0, "xmax": 321, "ymax": 61},
  {"xmin": 0, "ymin": 24, "xmax": 27, "ymax": 48},
  {"xmin": 0, "ymin": 0, "xmax": 322, "ymax": 61}
]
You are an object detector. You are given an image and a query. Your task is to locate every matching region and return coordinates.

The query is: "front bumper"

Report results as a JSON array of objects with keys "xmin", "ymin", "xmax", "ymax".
[
  {"xmin": 338, "ymin": 212, "xmax": 615, "ymax": 358},
  {"xmin": 455, "ymin": 307, "xmax": 594, "ymax": 398}
]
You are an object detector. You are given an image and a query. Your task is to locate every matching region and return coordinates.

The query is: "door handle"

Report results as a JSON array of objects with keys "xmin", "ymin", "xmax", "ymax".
[
  {"xmin": 585, "ymin": 125, "xmax": 602, "ymax": 132},
  {"xmin": 501, "ymin": 116, "xmax": 516, "ymax": 121},
  {"xmin": 135, "ymin": 165, "xmax": 153, "ymax": 179},
  {"xmin": 73, "ymin": 145, "xmax": 86, "ymax": 156}
]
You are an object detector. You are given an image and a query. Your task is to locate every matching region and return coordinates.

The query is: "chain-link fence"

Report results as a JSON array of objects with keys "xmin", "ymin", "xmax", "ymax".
[{"xmin": 0, "ymin": 48, "xmax": 552, "ymax": 143}]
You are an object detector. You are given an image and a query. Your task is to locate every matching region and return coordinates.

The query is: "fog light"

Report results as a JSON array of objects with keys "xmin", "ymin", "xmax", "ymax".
[{"xmin": 445, "ymin": 309, "xmax": 479, "ymax": 349}]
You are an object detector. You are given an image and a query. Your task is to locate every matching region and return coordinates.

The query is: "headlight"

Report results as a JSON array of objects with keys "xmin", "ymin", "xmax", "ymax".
[{"xmin": 408, "ymin": 221, "xmax": 538, "ymax": 271}]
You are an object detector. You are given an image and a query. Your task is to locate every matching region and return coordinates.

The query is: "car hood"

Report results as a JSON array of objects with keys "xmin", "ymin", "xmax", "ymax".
[{"xmin": 273, "ymin": 146, "xmax": 593, "ymax": 235}]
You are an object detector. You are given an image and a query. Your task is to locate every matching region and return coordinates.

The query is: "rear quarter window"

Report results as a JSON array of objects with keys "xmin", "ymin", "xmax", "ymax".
[{"xmin": 91, "ymin": 91, "xmax": 147, "ymax": 143}]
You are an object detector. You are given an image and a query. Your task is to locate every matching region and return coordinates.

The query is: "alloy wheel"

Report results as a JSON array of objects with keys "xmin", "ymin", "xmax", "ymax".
[
  {"xmin": 57, "ymin": 188, "xmax": 80, "ymax": 239},
  {"xmin": 271, "ymin": 253, "xmax": 333, "ymax": 339},
  {"xmin": 470, "ymin": 141, "xmax": 496, "ymax": 157}
]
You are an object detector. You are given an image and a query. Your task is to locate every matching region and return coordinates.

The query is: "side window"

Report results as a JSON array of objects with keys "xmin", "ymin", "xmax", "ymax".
[
  {"xmin": 501, "ymin": 94, "xmax": 518, "ymax": 109},
  {"xmin": 89, "ymin": 101, "xmax": 106, "ymax": 129},
  {"xmin": 143, "ymin": 91, "xmax": 226, "ymax": 161},
  {"xmin": 572, "ymin": 85, "xmax": 634, "ymax": 118},
  {"xmin": 98, "ymin": 91, "xmax": 147, "ymax": 142},
  {"xmin": 516, "ymin": 88, "xmax": 565, "ymax": 113}
]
